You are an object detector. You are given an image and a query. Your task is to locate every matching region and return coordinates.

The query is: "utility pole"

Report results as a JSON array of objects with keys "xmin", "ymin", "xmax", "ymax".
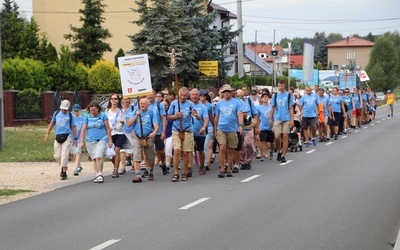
[
  {"xmin": 237, "ymin": 0, "xmax": 244, "ymax": 78},
  {"xmin": 0, "ymin": 24, "xmax": 4, "ymax": 150},
  {"xmin": 287, "ymin": 42, "xmax": 291, "ymax": 90},
  {"xmin": 273, "ymin": 29, "xmax": 277, "ymax": 91},
  {"xmin": 253, "ymin": 30, "xmax": 257, "ymax": 86}
]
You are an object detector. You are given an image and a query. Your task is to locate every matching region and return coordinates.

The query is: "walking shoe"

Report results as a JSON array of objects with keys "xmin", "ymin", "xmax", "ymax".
[
  {"xmin": 94, "ymin": 175, "xmax": 104, "ymax": 183},
  {"xmin": 281, "ymin": 156, "xmax": 286, "ymax": 163},
  {"xmin": 142, "ymin": 170, "xmax": 148, "ymax": 178},
  {"xmin": 232, "ymin": 165, "xmax": 239, "ymax": 173},
  {"xmin": 161, "ymin": 164, "xmax": 167, "ymax": 175},
  {"xmin": 112, "ymin": 172, "xmax": 119, "ymax": 178},
  {"xmin": 199, "ymin": 166, "xmax": 206, "ymax": 175},
  {"xmin": 205, "ymin": 164, "xmax": 211, "ymax": 171},
  {"xmin": 334, "ymin": 135, "xmax": 338, "ymax": 140},
  {"xmin": 148, "ymin": 172, "xmax": 154, "ymax": 180},
  {"xmin": 167, "ymin": 166, "xmax": 171, "ymax": 174},
  {"xmin": 311, "ymin": 138, "xmax": 317, "ymax": 146},
  {"xmin": 319, "ymin": 138, "xmax": 324, "ymax": 142},
  {"xmin": 132, "ymin": 177, "xmax": 142, "ymax": 183},
  {"xmin": 226, "ymin": 171, "xmax": 233, "ymax": 177},
  {"xmin": 74, "ymin": 166, "xmax": 83, "ymax": 176},
  {"xmin": 218, "ymin": 171, "xmax": 225, "ymax": 178},
  {"xmin": 277, "ymin": 152, "xmax": 282, "ymax": 161},
  {"xmin": 260, "ymin": 157, "xmax": 265, "ymax": 162},
  {"xmin": 305, "ymin": 141, "xmax": 310, "ymax": 147},
  {"xmin": 388, "ymin": 114, "xmax": 390, "ymax": 117},
  {"xmin": 60, "ymin": 171, "xmax": 67, "ymax": 180},
  {"xmin": 240, "ymin": 164, "xmax": 246, "ymax": 170},
  {"xmin": 269, "ymin": 152, "xmax": 273, "ymax": 160},
  {"xmin": 245, "ymin": 164, "xmax": 252, "ymax": 170},
  {"xmin": 119, "ymin": 169, "xmax": 126, "ymax": 175},
  {"xmin": 187, "ymin": 168, "xmax": 193, "ymax": 177}
]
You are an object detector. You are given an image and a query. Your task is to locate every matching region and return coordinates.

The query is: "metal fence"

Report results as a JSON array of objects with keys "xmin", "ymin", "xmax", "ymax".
[{"xmin": 15, "ymin": 95, "xmax": 43, "ymax": 119}]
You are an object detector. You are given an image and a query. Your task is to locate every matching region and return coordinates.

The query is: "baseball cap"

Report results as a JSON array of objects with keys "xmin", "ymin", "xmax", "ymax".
[
  {"xmin": 72, "ymin": 104, "xmax": 81, "ymax": 111},
  {"xmin": 387, "ymin": 90, "xmax": 391, "ymax": 93},
  {"xmin": 60, "ymin": 100, "xmax": 70, "ymax": 110},
  {"xmin": 251, "ymin": 90, "xmax": 257, "ymax": 95},
  {"xmin": 199, "ymin": 89, "xmax": 208, "ymax": 95}
]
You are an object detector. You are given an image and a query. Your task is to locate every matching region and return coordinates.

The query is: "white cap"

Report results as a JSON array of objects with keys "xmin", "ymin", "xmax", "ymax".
[{"xmin": 60, "ymin": 100, "xmax": 70, "ymax": 110}]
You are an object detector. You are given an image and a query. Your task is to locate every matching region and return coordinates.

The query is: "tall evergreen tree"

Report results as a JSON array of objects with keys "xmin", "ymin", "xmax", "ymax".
[{"xmin": 64, "ymin": 0, "xmax": 112, "ymax": 67}]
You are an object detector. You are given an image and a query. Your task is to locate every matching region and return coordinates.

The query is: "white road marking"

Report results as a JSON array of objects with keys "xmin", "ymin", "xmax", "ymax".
[
  {"xmin": 280, "ymin": 160, "xmax": 293, "ymax": 165},
  {"xmin": 179, "ymin": 198, "xmax": 210, "ymax": 210},
  {"xmin": 371, "ymin": 123, "xmax": 375, "ymax": 126},
  {"xmin": 241, "ymin": 175, "xmax": 260, "ymax": 182},
  {"xmin": 306, "ymin": 149, "xmax": 316, "ymax": 154},
  {"xmin": 354, "ymin": 130, "xmax": 359, "ymax": 133},
  {"xmin": 377, "ymin": 121, "xmax": 381, "ymax": 123},
  {"xmin": 363, "ymin": 126, "xmax": 368, "ymax": 129},
  {"xmin": 326, "ymin": 142, "xmax": 333, "ymax": 145},
  {"xmin": 89, "ymin": 239, "xmax": 121, "ymax": 250},
  {"xmin": 383, "ymin": 119, "xmax": 386, "ymax": 121},
  {"xmin": 341, "ymin": 136, "xmax": 348, "ymax": 139}
]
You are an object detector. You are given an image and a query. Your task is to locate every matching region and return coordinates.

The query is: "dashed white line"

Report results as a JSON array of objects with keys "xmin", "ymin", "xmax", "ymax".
[
  {"xmin": 179, "ymin": 198, "xmax": 210, "ymax": 210},
  {"xmin": 341, "ymin": 136, "xmax": 348, "ymax": 139},
  {"xmin": 354, "ymin": 130, "xmax": 359, "ymax": 133},
  {"xmin": 306, "ymin": 149, "xmax": 316, "ymax": 154},
  {"xmin": 371, "ymin": 123, "xmax": 375, "ymax": 126},
  {"xmin": 89, "ymin": 239, "xmax": 121, "ymax": 250},
  {"xmin": 377, "ymin": 121, "xmax": 381, "ymax": 123},
  {"xmin": 363, "ymin": 126, "xmax": 368, "ymax": 129},
  {"xmin": 325, "ymin": 142, "xmax": 333, "ymax": 145},
  {"xmin": 280, "ymin": 160, "xmax": 293, "ymax": 165},
  {"xmin": 241, "ymin": 175, "xmax": 261, "ymax": 183}
]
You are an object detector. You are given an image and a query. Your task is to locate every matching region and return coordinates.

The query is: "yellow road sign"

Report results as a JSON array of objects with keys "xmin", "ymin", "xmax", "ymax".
[{"xmin": 199, "ymin": 61, "xmax": 218, "ymax": 77}]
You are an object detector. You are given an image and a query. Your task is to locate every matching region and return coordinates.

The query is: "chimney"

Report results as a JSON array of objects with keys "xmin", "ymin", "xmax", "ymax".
[{"xmin": 347, "ymin": 37, "xmax": 349, "ymax": 43}]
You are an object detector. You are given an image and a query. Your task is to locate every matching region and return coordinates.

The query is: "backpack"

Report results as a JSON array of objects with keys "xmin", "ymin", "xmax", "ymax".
[{"xmin": 54, "ymin": 110, "xmax": 73, "ymax": 128}]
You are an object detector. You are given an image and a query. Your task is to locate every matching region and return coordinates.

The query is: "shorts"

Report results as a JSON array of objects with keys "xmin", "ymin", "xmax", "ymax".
[
  {"xmin": 216, "ymin": 130, "xmax": 238, "ymax": 149},
  {"xmin": 172, "ymin": 131, "xmax": 194, "ymax": 152},
  {"xmin": 86, "ymin": 141, "xmax": 107, "ymax": 160},
  {"xmin": 120, "ymin": 138, "xmax": 133, "ymax": 154},
  {"xmin": 346, "ymin": 110, "xmax": 353, "ymax": 119},
  {"xmin": 329, "ymin": 112, "xmax": 342, "ymax": 126},
  {"xmin": 164, "ymin": 137, "xmax": 173, "ymax": 157},
  {"xmin": 132, "ymin": 136, "xmax": 155, "ymax": 163},
  {"xmin": 112, "ymin": 134, "xmax": 126, "ymax": 148},
  {"xmin": 355, "ymin": 108, "xmax": 361, "ymax": 117},
  {"xmin": 273, "ymin": 120, "xmax": 291, "ymax": 134},
  {"xmin": 301, "ymin": 117, "xmax": 317, "ymax": 130},
  {"xmin": 259, "ymin": 130, "xmax": 274, "ymax": 143},
  {"xmin": 70, "ymin": 145, "xmax": 82, "ymax": 155},
  {"xmin": 155, "ymin": 134, "xmax": 165, "ymax": 151},
  {"xmin": 235, "ymin": 132, "xmax": 243, "ymax": 151},
  {"xmin": 194, "ymin": 136, "xmax": 206, "ymax": 151}
]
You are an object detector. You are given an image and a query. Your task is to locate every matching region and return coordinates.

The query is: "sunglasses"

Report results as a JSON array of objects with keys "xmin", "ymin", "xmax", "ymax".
[{"xmin": 110, "ymin": 98, "xmax": 118, "ymax": 100}]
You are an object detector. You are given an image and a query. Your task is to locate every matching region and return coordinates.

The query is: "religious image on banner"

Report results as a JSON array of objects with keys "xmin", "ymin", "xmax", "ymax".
[
  {"xmin": 358, "ymin": 70, "xmax": 370, "ymax": 82},
  {"xmin": 118, "ymin": 54, "xmax": 153, "ymax": 98}
]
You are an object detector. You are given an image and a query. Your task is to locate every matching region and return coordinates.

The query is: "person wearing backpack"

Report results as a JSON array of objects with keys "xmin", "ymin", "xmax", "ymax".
[
  {"xmin": 269, "ymin": 80, "xmax": 294, "ymax": 163},
  {"xmin": 299, "ymin": 86, "xmax": 319, "ymax": 147},
  {"xmin": 45, "ymin": 99, "xmax": 77, "ymax": 180}
]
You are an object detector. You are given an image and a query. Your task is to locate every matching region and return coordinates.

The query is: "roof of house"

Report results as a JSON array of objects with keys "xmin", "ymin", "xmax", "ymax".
[
  {"xmin": 246, "ymin": 43, "xmax": 283, "ymax": 62},
  {"xmin": 244, "ymin": 45, "xmax": 274, "ymax": 75},
  {"xmin": 209, "ymin": 2, "xmax": 237, "ymax": 19},
  {"xmin": 290, "ymin": 55, "xmax": 303, "ymax": 67},
  {"xmin": 326, "ymin": 37, "xmax": 375, "ymax": 48}
]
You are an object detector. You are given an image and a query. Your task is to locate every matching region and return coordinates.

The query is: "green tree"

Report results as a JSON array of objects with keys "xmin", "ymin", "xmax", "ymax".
[
  {"xmin": 64, "ymin": 0, "xmax": 112, "ymax": 67},
  {"xmin": 38, "ymin": 36, "xmax": 58, "ymax": 64},
  {"xmin": 365, "ymin": 36, "xmax": 399, "ymax": 92},
  {"xmin": 87, "ymin": 60, "xmax": 120, "ymax": 94},
  {"xmin": 114, "ymin": 48, "xmax": 125, "ymax": 68},
  {"xmin": 19, "ymin": 18, "xmax": 40, "ymax": 59},
  {"xmin": 315, "ymin": 37, "xmax": 328, "ymax": 66}
]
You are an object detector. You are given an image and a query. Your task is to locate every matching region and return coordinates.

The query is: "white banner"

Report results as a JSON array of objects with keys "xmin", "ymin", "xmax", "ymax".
[
  {"xmin": 358, "ymin": 70, "xmax": 370, "ymax": 82},
  {"xmin": 118, "ymin": 54, "xmax": 153, "ymax": 98},
  {"xmin": 302, "ymin": 43, "xmax": 315, "ymax": 83}
]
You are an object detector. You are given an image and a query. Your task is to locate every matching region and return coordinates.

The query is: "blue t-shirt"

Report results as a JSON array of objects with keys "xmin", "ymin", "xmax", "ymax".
[
  {"xmin": 352, "ymin": 93, "xmax": 362, "ymax": 109},
  {"xmin": 149, "ymin": 101, "xmax": 166, "ymax": 135},
  {"xmin": 132, "ymin": 109, "xmax": 157, "ymax": 138},
  {"xmin": 271, "ymin": 91, "xmax": 295, "ymax": 121},
  {"xmin": 204, "ymin": 102, "xmax": 214, "ymax": 129},
  {"xmin": 123, "ymin": 105, "xmax": 136, "ymax": 134},
  {"xmin": 343, "ymin": 95, "xmax": 353, "ymax": 110},
  {"xmin": 299, "ymin": 93, "xmax": 318, "ymax": 118},
  {"xmin": 168, "ymin": 100, "xmax": 195, "ymax": 132},
  {"xmin": 192, "ymin": 102, "xmax": 209, "ymax": 137},
  {"xmin": 215, "ymin": 98, "xmax": 242, "ymax": 132},
  {"xmin": 84, "ymin": 112, "xmax": 109, "ymax": 142},
  {"xmin": 242, "ymin": 98, "xmax": 258, "ymax": 132},
  {"xmin": 329, "ymin": 95, "xmax": 343, "ymax": 113},
  {"xmin": 51, "ymin": 111, "xmax": 75, "ymax": 135},
  {"xmin": 70, "ymin": 115, "xmax": 84, "ymax": 143},
  {"xmin": 257, "ymin": 104, "xmax": 273, "ymax": 131},
  {"xmin": 317, "ymin": 96, "xmax": 330, "ymax": 116}
]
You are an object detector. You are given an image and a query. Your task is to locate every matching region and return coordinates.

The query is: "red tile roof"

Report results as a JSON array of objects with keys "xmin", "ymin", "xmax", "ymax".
[
  {"xmin": 326, "ymin": 37, "xmax": 375, "ymax": 48},
  {"xmin": 246, "ymin": 44, "xmax": 283, "ymax": 62},
  {"xmin": 290, "ymin": 55, "xmax": 303, "ymax": 68}
]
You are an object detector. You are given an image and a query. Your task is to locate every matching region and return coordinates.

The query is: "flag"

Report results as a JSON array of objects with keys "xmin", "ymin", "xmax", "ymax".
[{"xmin": 358, "ymin": 70, "xmax": 370, "ymax": 82}]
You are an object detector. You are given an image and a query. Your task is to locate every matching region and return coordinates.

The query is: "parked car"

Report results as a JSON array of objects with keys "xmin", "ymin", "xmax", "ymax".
[{"xmin": 375, "ymin": 92, "xmax": 385, "ymax": 101}]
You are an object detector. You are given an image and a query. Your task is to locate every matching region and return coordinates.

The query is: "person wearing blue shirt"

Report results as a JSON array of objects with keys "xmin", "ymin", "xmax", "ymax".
[
  {"xmin": 257, "ymin": 93, "xmax": 274, "ymax": 161},
  {"xmin": 45, "ymin": 100, "xmax": 77, "ymax": 180},
  {"xmin": 299, "ymin": 86, "xmax": 319, "ymax": 147},
  {"xmin": 214, "ymin": 84, "xmax": 244, "ymax": 178},
  {"xmin": 317, "ymin": 88, "xmax": 331, "ymax": 142},
  {"xmin": 148, "ymin": 89, "xmax": 168, "ymax": 176},
  {"xmin": 119, "ymin": 98, "xmax": 136, "ymax": 175},
  {"xmin": 168, "ymin": 87, "xmax": 196, "ymax": 182},
  {"xmin": 328, "ymin": 87, "xmax": 346, "ymax": 140},
  {"xmin": 199, "ymin": 89, "xmax": 215, "ymax": 172},
  {"xmin": 127, "ymin": 97, "xmax": 158, "ymax": 183},
  {"xmin": 342, "ymin": 88, "xmax": 355, "ymax": 133},
  {"xmin": 190, "ymin": 89, "xmax": 209, "ymax": 176},
  {"xmin": 269, "ymin": 80, "xmax": 294, "ymax": 163},
  {"xmin": 79, "ymin": 101, "xmax": 113, "ymax": 183},
  {"xmin": 70, "ymin": 104, "xmax": 85, "ymax": 176},
  {"xmin": 352, "ymin": 87, "xmax": 363, "ymax": 128}
]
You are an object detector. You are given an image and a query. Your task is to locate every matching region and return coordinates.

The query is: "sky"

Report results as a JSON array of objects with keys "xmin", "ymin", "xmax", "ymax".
[{"xmin": 3, "ymin": 0, "xmax": 400, "ymax": 44}]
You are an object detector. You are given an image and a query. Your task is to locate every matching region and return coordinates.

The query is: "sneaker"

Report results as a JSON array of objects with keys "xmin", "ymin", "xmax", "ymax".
[
  {"xmin": 277, "ymin": 152, "xmax": 282, "ymax": 161},
  {"xmin": 304, "ymin": 141, "xmax": 310, "ymax": 147},
  {"xmin": 388, "ymin": 114, "xmax": 390, "ymax": 117},
  {"xmin": 199, "ymin": 166, "xmax": 206, "ymax": 175},
  {"xmin": 94, "ymin": 175, "xmax": 104, "ymax": 183},
  {"xmin": 148, "ymin": 172, "xmax": 154, "ymax": 180},
  {"xmin": 60, "ymin": 171, "xmax": 67, "ymax": 180},
  {"xmin": 269, "ymin": 152, "xmax": 273, "ymax": 160},
  {"xmin": 226, "ymin": 171, "xmax": 233, "ymax": 177},
  {"xmin": 132, "ymin": 177, "xmax": 142, "ymax": 183},
  {"xmin": 260, "ymin": 157, "xmax": 265, "ymax": 162},
  {"xmin": 74, "ymin": 166, "xmax": 83, "ymax": 176},
  {"xmin": 246, "ymin": 164, "xmax": 252, "ymax": 170},
  {"xmin": 240, "ymin": 164, "xmax": 246, "ymax": 170},
  {"xmin": 161, "ymin": 164, "xmax": 167, "ymax": 175},
  {"xmin": 281, "ymin": 156, "xmax": 286, "ymax": 163},
  {"xmin": 319, "ymin": 138, "xmax": 324, "ymax": 142},
  {"xmin": 119, "ymin": 169, "xmax": 126, "ymax": 175},
  {"xmin": 112, "ymin": 172, "xmax": 119, "ymax": 178},
  {"xmin": 142, "ymin": 170, "xmax": 148, "ymax": 178},
  {"xmin": 218, "ymin": 171, "xmax": 225, "ymax": 178},
  {"xmin": 311, "ymin": 138, "xmax": 317, "ymax": 146},
  {"xmin": 334, "ymin": 135, "xmax": 338, "ymax": 140},
  {"xmin": 232, "ymin": 165, "xmax": 239, "ymax": 173}
]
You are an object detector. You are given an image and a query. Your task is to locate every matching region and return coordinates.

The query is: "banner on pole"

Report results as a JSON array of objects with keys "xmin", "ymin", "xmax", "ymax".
[
  {"xmin": 358, "ymin": 70, "xmax": 370, "ymax": 82},
  {"xmin": 118, "ymin": 54, "xmax": 153, "ymax": 98},
  {"xmin": 199, "ymin": 61, "xmax": 218, "ymax": 77}
]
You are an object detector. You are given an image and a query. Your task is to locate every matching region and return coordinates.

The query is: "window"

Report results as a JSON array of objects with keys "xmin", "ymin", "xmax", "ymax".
[{"xmin": 346, "ymin": 52, "xmax": 356, "ymax": 60}]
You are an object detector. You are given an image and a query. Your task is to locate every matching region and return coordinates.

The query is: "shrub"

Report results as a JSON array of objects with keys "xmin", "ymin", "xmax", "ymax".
[{"xmin": 88, "ymin": 60, "xmax": 121, "ymax": 94}]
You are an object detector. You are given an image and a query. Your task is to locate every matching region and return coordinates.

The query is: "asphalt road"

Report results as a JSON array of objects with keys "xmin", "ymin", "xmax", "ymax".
[{"xmin": 1, "ymin": 104, "xmax": 400, "ymax": 250}]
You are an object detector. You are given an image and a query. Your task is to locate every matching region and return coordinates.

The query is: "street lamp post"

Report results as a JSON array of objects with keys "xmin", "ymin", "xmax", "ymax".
[
  {"xmin": 253, "ymin": 30, "xmax": 264, "ymax": 86},
  {"xmin": 287, "ymin": 42, "xmax": 291, "ymax": 90}
]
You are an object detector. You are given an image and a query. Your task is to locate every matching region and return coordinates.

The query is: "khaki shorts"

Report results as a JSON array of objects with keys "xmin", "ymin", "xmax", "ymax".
[
  {"xmin": 132, "ymin": 136, "xmax": 155, "ymax": 163},
  {"xmin": 172, "ymin": 131, "xmax": 194, "ymax": 152},
  {"xmin": 273, "ymin": 120, "xmax": 291, "ymax": 134},
  {"xmin": 216, "ymin": 130, "xmax": 238, "ymax": 149}
]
